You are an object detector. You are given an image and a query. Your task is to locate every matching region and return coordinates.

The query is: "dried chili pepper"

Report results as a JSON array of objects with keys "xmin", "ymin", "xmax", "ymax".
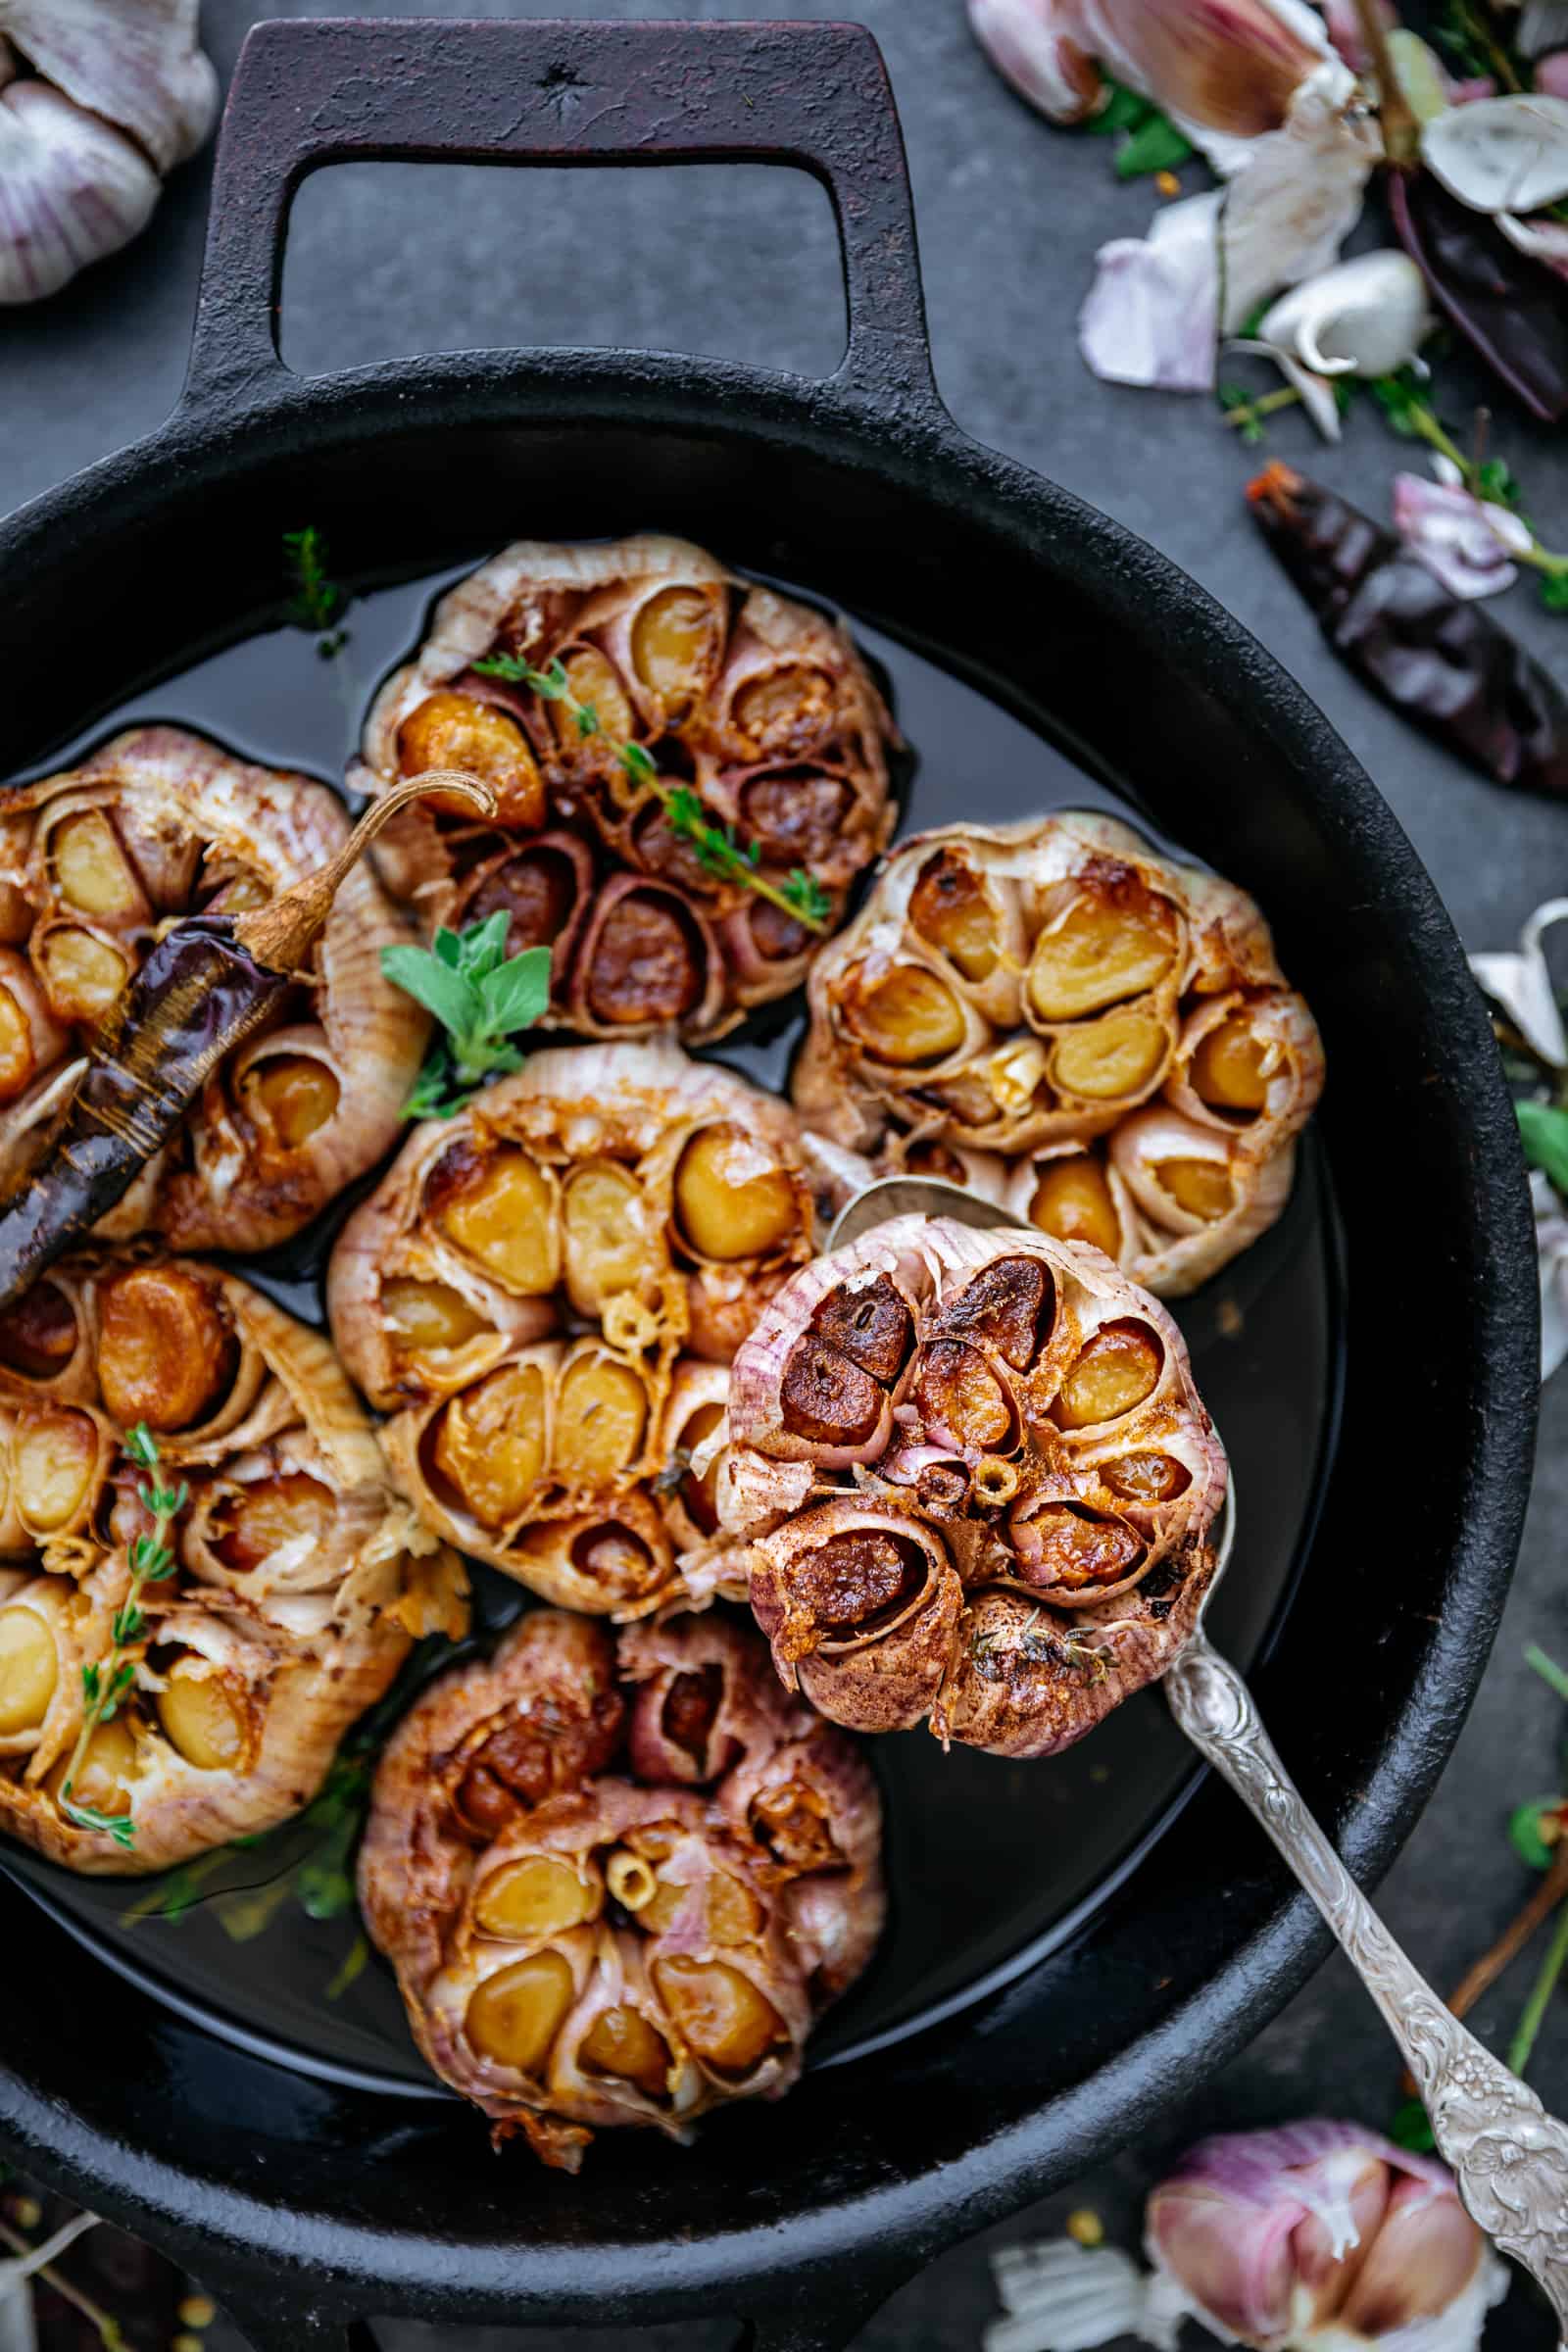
[
  {"xmin": 1389, "ymin": 172, "xmax": 1568, "ymax": 428},
  {"xmin": 0, "ymin": 771, "xmax": 493, "ymax": 1312},
  {"xmin": 1247, "ymin": 462, "xmax": 1568, "ymax": 803}
]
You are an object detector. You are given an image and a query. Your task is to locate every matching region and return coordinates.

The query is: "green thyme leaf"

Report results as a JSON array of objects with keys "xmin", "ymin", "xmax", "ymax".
[
  {"xmin": 1113, "ymin": 114, "xmax": 1194, "ymax": 179},
  {"xmin": 619, "ymin": 740, "xmax": 659, "ymax": 782},
  {"xmin": 1518, "ymin": 1099, "xmax": 1568, "ymax": 1192},
  {"xmin": 59, "ymin": 1794, "xmax": 136, "ymax": 1848},
  {"xmin": 282, "ymin": 525, "xmax": 349, "ymax": 657},
  {"xmin": 124, "ymin": 1423, "xmax": 159, "ymax": 1470},
  {"xmin": 783, "ymin": 869, "xmax": 832, "ymax": 925}
]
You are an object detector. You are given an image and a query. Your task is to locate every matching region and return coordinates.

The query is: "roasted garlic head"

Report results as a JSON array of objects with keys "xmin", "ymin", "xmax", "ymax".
[
  {"xmin": 0, "ymin": 1250, "xmax": 463, "ymax": 1873},
  {"xmin": 711, "ymin": 1215, "xmax": 1227, "ymax": 1757},
  {"xmin": 352, "ymin": 534, "xmax": 898, "ymax": 1040},
  {"xmin": 793, "ymin": 815, "xmax": 1324, "ymax": 1296},
  {"xmin": 359, "ymin": 1607, "xmax": 884, "ymax": 2170},
  {"xmin": 0, "ymin": 725, "xmax": 429, "ymax": 1252},
  {"xmin": 329, "ymin": 1041, "xmax": 858, "ymax": 1615}
]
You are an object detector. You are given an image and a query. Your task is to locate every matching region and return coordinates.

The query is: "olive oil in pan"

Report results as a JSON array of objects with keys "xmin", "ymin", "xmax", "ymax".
[{"xmin": 0, "ymin": 558, "xmax": 1342, "ymax": 2097}]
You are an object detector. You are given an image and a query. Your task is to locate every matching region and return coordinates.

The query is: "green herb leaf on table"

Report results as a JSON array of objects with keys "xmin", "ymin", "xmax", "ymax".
[
  {"xmin": 1114, "ymin": 114, "xmax": 1194, "ymax": 179},
  {"xmin": 1509, "ymin": 1797, "xmax": 1567, "ymax": 1873},
  {"xmin": 1389, "ymin": 2096, "xmax": 1437, "ymax": 2154},
  {"xmin": 381, "ymin": 922, "xmax": 552, "ymax": 1119},
  {"xmin": 1518, "ymin": 1100, "xmax": 1568, "ymax": 1193}
]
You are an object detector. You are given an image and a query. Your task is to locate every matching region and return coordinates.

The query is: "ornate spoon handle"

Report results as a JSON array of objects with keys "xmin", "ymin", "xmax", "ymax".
[{"xmin": 1166, "ymin": 1632, "xmax": 1568, "ymax": 2327}]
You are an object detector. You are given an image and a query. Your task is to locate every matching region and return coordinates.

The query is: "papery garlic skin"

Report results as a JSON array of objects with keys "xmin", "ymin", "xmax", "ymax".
[
  {"xmin": 359, "ymin": 1607, "xmax": 884, "ymax": 2170},
  {"xmin": 0, "ymin": 1250, "xmax": 462, "ymax": 1875},
  {"xmin": 0, "ymin": 0, "xmax": 216, "ymax": 304},
  {"xmin": 712, "ymin": 1213, "xmax": 1226, "ymax": 1757},
  {"xmin": 793, "ymin": 814, "xmax": 1323, "ymax": 1298},
  {"xmin": 0, "ymin": 727, "xmax": 429, "ymax": 1253},
  {"xmin": 352, "ymin": 534, "xmax": 898, "ymax": 1044},
  {"xmin": 1239, "ymin": 251, "xmax": 1432, "ymax": 441},
  {"xmin": 328, "ymin": 1040, "xmax": 862, "ymax": 1614}
]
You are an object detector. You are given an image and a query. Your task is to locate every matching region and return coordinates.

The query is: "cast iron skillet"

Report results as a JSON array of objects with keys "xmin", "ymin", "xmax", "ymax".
[{"xmin": 0, "ymin": 19, "xmax": 1538, "ymax": 2351}]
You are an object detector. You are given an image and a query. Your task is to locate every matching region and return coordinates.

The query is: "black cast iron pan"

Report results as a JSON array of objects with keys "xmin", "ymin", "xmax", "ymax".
[{"xmin": 0, "ymin": 19, "xmax": 1538, "ymax": 2351}]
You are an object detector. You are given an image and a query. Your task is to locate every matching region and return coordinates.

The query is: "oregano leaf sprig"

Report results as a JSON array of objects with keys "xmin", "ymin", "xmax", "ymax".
[
  {"xmin": 57, "ymin": 1420, "xmax": 187, "ymax": 1849},
  {"xmin": 471, "ymin": 649, "xmax": 831, "ymax": 931},
  {"xmin": 381, "ymin": 912, "xmax": 552, "ymax": 1119}
]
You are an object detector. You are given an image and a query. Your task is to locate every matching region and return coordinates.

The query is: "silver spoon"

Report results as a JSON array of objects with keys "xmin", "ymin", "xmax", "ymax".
[{"xmin": 828, "ymin": 1177, "xmax": 1568, "ymax": 2326}]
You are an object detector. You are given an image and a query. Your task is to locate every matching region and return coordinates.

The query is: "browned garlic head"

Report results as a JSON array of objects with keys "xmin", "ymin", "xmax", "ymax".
[
  {"xmin": 793, "ymin": 815, "xmax": 1324, "ymax": 1297},
  {"xmin": 351, "ymin": 534, "xmax": 898, "ymax": 1041},
  {"xmin": 328, "ymin": 1041, "xmax": 861, "ymax": 1616},
  {"xmin": 359, "ymin": 1607, "xmax": 884, "ymax": 2171},
  {"xmin": 713, "ymin": 1214, "xmax": 1227, "ymax": 1757},
  {"xmin": 0, "ymin": 1, "xmax": 218, "ymax": 304},
  {"xmin": 0, "ymin": 725, "xmax": 430, "ymax": 1252},
  {"xmin": 0, "ymin": 1250, "xmax": 465, "ymax": 1874}
]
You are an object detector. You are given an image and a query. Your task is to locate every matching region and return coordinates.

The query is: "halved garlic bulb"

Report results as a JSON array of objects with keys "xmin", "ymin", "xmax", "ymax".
[
  {"xmin": 349, "ymin": 533, "xmax": 899, "ymax": 1042},
  {"xmin": 359, "ymin": 1607, "xmax": 883, "ymax": 2168},
  {"xmin": 328, "ymin": 1040, "xmax": 860, "ymax": 1613},
  {"xmin": 0, "ymin": 1248, "xmax": 465, "ymax": 1874},
  {"xmin": 709, "ymin": 1213, "xmax": 1227, "ymax": 1757},
  {"xmin": 0, "ymin": 1, "xmax": 217, "ymax": 305},
  {"xmin": 0, "ymin": 726, "xmax": 429, "ymax": 1253},
  {"xmin": 793, "ymin": 812, "xmax": 1323, "ymax": 1297}
]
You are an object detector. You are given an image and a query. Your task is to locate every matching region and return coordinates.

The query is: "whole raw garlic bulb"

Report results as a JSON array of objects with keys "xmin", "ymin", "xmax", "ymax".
[{"xmin": 0, "ymin": 1, "xmax": 218, "ymax": 305}]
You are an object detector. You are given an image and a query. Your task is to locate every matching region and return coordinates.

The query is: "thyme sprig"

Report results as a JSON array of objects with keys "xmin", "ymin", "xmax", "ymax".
[
  {"xmin": 58, "ymin": 1423, "xmax": 186, "ymax": 1849},
  {"xmin": 381, "ymin": 912, "xmax": 552, "ymax": 1119},
  {"xmin": 282, "ymin": 525, "xmax": 350, "ymax": 657},
  {"xmin": 471, "ymin": 649, "xmax": 831, "ymax": 930}
]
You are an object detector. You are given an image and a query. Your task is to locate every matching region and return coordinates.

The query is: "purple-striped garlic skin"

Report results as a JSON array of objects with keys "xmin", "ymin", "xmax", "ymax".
[
  {"xmin": 715, "ymin": 1214, "xmax": 1226, "ymax": 1758},
  {"xmin": 350, "ymin": 534, "xmax": 898, "ymax": 1043},
  {"xmin": 792, "ymin": 814, "xmax": 1323, "ymax": 1298},
  {"xmin": 0, "ymin": 725, "xmax": 428, "ymax": 1253},
  {"xmin": 327, "ymin": 1042, "xmax": 865, "ymax": 1616},
  {"xmin": 359, "ymin": 1606, "xmax": 885, "ymax": 2170},
  {"xmin": 0, "ymin": 1250, "xmax": 464, "ymax": 1874}
]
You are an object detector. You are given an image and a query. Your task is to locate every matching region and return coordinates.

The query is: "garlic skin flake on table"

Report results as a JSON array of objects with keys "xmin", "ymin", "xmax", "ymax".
[
  {"xmin": 986, "ymin": 2122, "xmax": 1504, "ymax": 2352},
  {"xmin": 792, "ymin": 813, "xmax": 1323, "ymax": 1298},
  {"xmin": 0, "ymin": 1251, "xmax": 461, "ymax": 1875},
  {"xmin": 710, "ymin": 1213, "xmax": 1227, "ymax": 1757},
  {"xmin": 327, "ymin": 1040, "xmax": 860, "ymax": 1614},
  {"xmin": 359, "ymin": 1607, "xmax": 884, "ymax": 2171},
  {"xmin": 0, "ymin": 0, "xmax": 217, "ymax": 304},
  {"xmin": 1234, "ymin": 250, "xmax": 1433, "ymax": 441}
]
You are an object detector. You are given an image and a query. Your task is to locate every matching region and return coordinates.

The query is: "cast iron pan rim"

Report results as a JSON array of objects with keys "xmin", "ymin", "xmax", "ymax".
[{"xmin": 0, "ymin": 348, "xmax": 1539, "ymax": 2311}]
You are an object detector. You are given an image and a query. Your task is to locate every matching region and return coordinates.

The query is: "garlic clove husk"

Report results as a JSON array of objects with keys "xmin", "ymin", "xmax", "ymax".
[
  {"xmin": 0, "ymin": 0, "xmax": 217, "ymax": 172},
  {"xmin": 1216, "ymin": 60, "xmax": 1383, "ymax": 332},
  {"xmin": 1423, "ymin": 91, "xmax": 1568, "ymax": 214},
  {"xmin": 1469, "ymin": 894, "xmax": 1568, "ymax": 1068},
  {"xmin": 1495, "ymin": 205, "xmax": 1568, "ymax": 275},
  {"xmin": 1254, "ymin": 250, "xmax": 1432, "ymax": 381},
  {"xmin": 1391, "ymin": 463, "xmax": 1533, "ymax": 599},
  {"xmin": 967, "ymin": 0, "xmax": 1102, "ymax": 123},
  {"xmin": 1080, "ymin": 191, "xmax": 1224, "ymax": 391},
  {"xmin": 0, "ymin": 75, "xmax": 157, "ymax": 306}
]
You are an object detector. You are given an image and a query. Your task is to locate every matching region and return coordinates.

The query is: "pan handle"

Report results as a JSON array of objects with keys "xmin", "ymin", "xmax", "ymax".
[{"xmin": 181, "ymin": 16, "xmax": 940, "ymax": 422}]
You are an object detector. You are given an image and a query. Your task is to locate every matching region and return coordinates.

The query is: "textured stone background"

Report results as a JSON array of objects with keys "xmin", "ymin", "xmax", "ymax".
[{"xmin": 4, "ymin": 1, "xmax": 1566, "ymax": 2343}]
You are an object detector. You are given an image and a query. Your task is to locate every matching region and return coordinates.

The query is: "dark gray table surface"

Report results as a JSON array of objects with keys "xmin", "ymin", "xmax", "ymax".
[{"xmin": 5, "ymin": 2, "xmax": 1566, "ymax": 2343}]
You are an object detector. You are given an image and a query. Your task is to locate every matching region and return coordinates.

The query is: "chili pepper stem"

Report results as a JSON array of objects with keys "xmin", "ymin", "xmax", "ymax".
[
  {"xmin": 232, "ymin": 770, "xmax": 495, "ymax": 973},
  {"xmin": 1507, "ymin": 1890, "xmax": 1568, "ymax": 2075}
]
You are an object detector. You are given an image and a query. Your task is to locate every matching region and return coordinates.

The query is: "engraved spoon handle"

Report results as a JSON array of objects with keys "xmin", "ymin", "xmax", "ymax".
[{"xmin": 1166, "ymin": 1631, "xmax": 1568, "ymax": 2326}]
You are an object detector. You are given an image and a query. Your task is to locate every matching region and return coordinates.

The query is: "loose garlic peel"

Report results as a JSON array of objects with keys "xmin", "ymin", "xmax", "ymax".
[
  {"xmin": 2, "ymin": 727, "xmax": 429, "ymax": 1254},
  {"xmin": 0, "ymin": 1247, "xmax": 450, "ymax": 1875},
  {"xmin": 328, "ymin": 1040, "xmax": 856, "ymax": 1613},
  {"xmin": 793, "ymin": 813, "xmax": 1324, "ymax": 1299},
  {"xmin": 718, "ymin": 1213, "xmax": 1228, "ymax": 1759},
  {"xmin": 358, "ymin": 1607, "xmax": 885, "ymax": 2168},
  {"xmin": 350, "ymin": 532, "xmax": 899, "ymax": 1043}
]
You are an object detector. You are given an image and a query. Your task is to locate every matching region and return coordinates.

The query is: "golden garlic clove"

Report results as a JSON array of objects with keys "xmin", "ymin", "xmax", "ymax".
[
  {"xmin": 1028, "ymin": 1154, "xmax": 1123, "ymax": 1259},
  {"xmin": 673, "ymin": 1125, "xmax": 799, "ymax": 1261},
  {"xmin": 398, "ymin": 693, "xmax": 546, "ymax": 831},
  {"xmin": 907, "ymin": 847, "xmax": 1002, "ymax": 983},
  {"xmin": 1158, "ymin": 1157, "xmax": 1235, "ymax": 1221},
  {"xmin": 47, "ymin": 1716, "xmax": 138, "ymax": 1820},
  {"xmin": 432, "ymin": 1146, "xmax": 561, "ymax": 1298},
  {"xmin": 731, "ymin": 665, "xmax": 834, "ymax": 759},
  {"xmin": 553, "ymin": 1350, "xmax": 648, "ymax": 1486},
  {"xmin": 431, "ymin": 1361, "xmax": 550, "ymax": 1527},
  {"xmin": 844, "ymin": 964, "xmax": 968, "ymax": 1066},
  {"xmin": 0, "ymin": 1277, "xmax": 80, "ymax": 1385},
  {"xmin": 96, "ymin": 1261, "xmax": 236, "ymax": 1432},
  {"xmin": 0, "ymin": 1604, "xmax": 59, "ymax": 1736},
  {"xmin": 212, "ymin": 1472, "xmax": 337, "ymax": 1573},
  {"xmin": 651, "ymin": 1956, "xmax": 784, "ymax": 2077},
  {"xmin": 562, "ymin": 1159, "xmax": 658, "ymax": 1314},
  {"xmin": 156, "ymin": 1659, "xmax": 248, "ymax": 1770},
  {"xmin": 238, "ymin": 1053, "xmax": 342, "ymax": 1152},
  {"xmin": 1025, "ymin": 889, "xmax": 1178, "ymax": 1023},
  {"xmin": 473, "ymin": 1854, "xmax": 602, "ymax": 1940},
  {"xmin": 629, "ymin": 586, "xmax": 721, "ymax": 718},
  {"xmin": 381, "ymin": 1279, "xmax": 492, "ymax": 1354},
  {"xmin": 1051, "ymin": 1320, "xmax": 1163, "ymax": 1431},
  {"xmin": 1190, "ymin": 1010, "xmax": 1270, "ymax": 1110},
  {"xmin": 50, "ymin": 808, "xmax": 147, "ymax": 923},
  {"xmin": 465, "ymin": 1949, "xmax": 577, "ymax": 2075},
  {"xmin": 577, "ymin": 2003, "xmax": 672, "ymax": 2098},
  {"xmin": 1050, "ymin": 1005, "xmax": 1169, "ymax": 1102},
  {"xmin": 13, "ymin": 1406, "xmax": 100, "ymax": 1532},
  {"xmin": 33, "ymin": 924, "xmax": 129, "ymax": 1024}
]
